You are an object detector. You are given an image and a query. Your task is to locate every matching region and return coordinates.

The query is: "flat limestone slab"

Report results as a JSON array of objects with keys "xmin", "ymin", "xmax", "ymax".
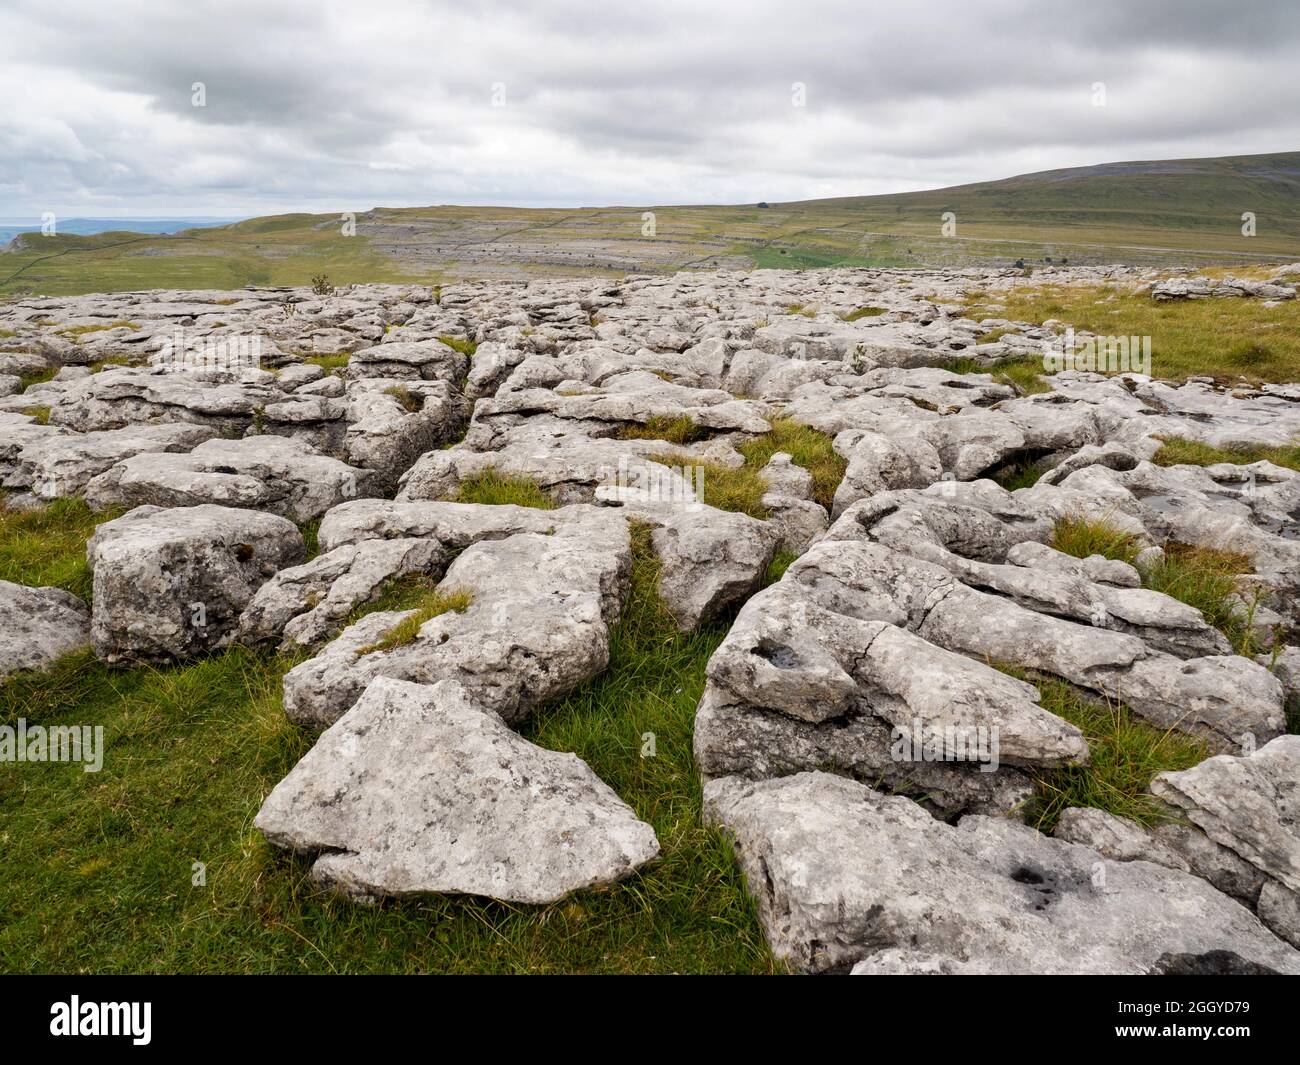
[{"xmin": 256, "ymin": 677, "xmax": 660, "ymax": 904}]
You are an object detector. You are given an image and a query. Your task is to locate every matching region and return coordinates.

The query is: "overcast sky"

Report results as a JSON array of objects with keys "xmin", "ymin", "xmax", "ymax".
[{"xmin": 2, "ymin": 0, "xmax": 1298, "ymax": 219}]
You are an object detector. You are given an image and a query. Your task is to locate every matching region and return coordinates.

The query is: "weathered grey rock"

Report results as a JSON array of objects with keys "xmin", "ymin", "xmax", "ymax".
[
  {"xmin": 1151, "ymin": 736, "xmax": 1300, "ymax": 946},
  {"xmin": 705, "ymin": 771, "xmax": 1300, "ymax": 974},
  {"xmin": 598, "ymin": 489, "xmax": 778, "ymax": 629},
  {"xmin": 256, "ymin": 677, "xmax": 659, "ymax": 903},
  {"xmin": 282, "ymin": 512, "xmax": 629, "ymax": 727},
  {"xmin": 238, "ymin": 537, "xmax": 448, "ymax": 649},
  {"xmin": 87, "ymin": 504, "xmax": 304, "ymax": 663},
  {"xmin": 0, "ymin": 580, "xmax": 92, "ymax": 679},
  {"xmin": 84, "ymin": 434, "xmax": 374, "ymax": 521},
  {"xmin": 343, "ymin": 378, "xmax": 471, "ymax": 490},
  {"xmin": 1054, "ymin": 807, "xmax": 1191, "ymax": 872},
  {"xmin": 346, "ymin": 339, "xmax": 469, "ymax": 383},
  {"xmin": 10, "ymin": 423, "xmax": 215, "ymax": 499}
]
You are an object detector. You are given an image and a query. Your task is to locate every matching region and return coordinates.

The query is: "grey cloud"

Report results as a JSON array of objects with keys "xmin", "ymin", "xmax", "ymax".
[{"xmin": 0, "ymin": 0, "xmax": 1296, "ymax": 216}]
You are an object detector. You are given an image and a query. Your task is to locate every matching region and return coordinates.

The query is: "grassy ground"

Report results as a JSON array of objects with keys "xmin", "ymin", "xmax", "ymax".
[
  {"xmin": 0, "ymin": 520, "xmax": 773, "ymax": 973},
  {"xmin": 1153, "ymin": 436, "xmax": 1300, "ymax": 471},
  {"xmin": 1015, "ymin": 670, "xmax": 1209, "ymax": 833},
  {"xmin": 1051, "ymin": 517, "xmax": 1268, "ymax": 657},
  {"xmin": 0, "ymin": 498, "xmax": 113, "ymax": 601},
  {"xmin": 963, "ymin": 284, "xmax": 1300, "ymax": 383},
  {"xmin": 4, "ymin": 152, "xmax": 1294, "ymax": 296},
  {"xmin": 945, "ymin": 355, "xmax": 1052, "ymax": 396},
  {"xmin": 452, "ymin": 470, "xmax": 557, "ymax": 509},
  {"xmin": 1015, "ymin": 514, "xmax": 1290, "ymax": 830}
]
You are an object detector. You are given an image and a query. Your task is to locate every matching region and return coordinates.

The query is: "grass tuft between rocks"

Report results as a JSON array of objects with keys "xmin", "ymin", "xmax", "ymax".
[
  {"xmin": 997, "ymin": 666, "xmax": 1210, "ymax": 834},
  {"xmin": 0, "ymin": 497, "xmax": 116, "ymax": 603},
  {"xmin": 613, "ymin": 414, "xmax": 712, "ymax": 445},
  {"xmin": 452, "ymin": 469, "xmax": 556, "ymax": 509},
  {"xmin": 356, "ymin": 588, "xmax": 473, "ymax": 654},
  {"xmin": 1051, "ymin": 518, "xmax": 1265, "ymax": 655},
  {"xmin": 1152, "ymin": 435, "xmax": 1300, "ymax": 472}
]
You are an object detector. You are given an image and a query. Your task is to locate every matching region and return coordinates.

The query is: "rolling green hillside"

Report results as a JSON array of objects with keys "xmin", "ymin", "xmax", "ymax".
[{"xmin": 3, "ymin": 151, "xmax": 1297, "ymax": 296}]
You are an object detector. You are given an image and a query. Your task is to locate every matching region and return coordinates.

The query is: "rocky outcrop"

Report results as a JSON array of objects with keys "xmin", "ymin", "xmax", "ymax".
[
  {"xmin": 87, "ymin": 504, "xmax": 304, "ymax": 663},
  {"xmin": 705, "ymin": 771, "xmax": 1300, "ymax": 974}
]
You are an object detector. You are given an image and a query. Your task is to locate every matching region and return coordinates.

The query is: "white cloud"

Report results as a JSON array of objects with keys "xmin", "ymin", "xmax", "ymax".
[{"xmin": 0, "ymin": 0, "xmax": 1296, "ymax": 217}]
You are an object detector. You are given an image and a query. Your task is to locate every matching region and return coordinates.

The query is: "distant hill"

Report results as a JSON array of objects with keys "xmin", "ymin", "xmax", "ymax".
[
  {"xmin": 795, "ymin": 151, "xmax": 1300, "ymax": 243},
  {"xmin": 2, "ymin": 153, "xmax": 1296, "ymax": 296},
  {"xmin": 0, "ymin": 218, "xmax": 242, "ymax": 245}
]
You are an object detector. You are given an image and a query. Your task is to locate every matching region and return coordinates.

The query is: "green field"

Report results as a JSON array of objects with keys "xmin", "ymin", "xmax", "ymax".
[{"xmin": 3, "ymin": 151, "xmax": 1297, "ymax": 297}]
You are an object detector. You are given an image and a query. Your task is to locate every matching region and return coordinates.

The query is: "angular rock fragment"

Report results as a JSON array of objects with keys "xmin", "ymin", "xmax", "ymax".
[
  {"xmin": 257, "ymin": 678, "xmax": 659, "ymax": 904},
  {"xmin": 87, "ymin": 504, "xmax": 304, "ymax": 663},
  {"xmin": 85, "ymin": 434, "xmax": 374, "ymax": 521},
  {"xmin": 704, "ymin": 771, "xmax": 1300, "ymax": 974},
  {"xmin": 0, "ymin": 580, "xmax": 92, "ymax": 679}
]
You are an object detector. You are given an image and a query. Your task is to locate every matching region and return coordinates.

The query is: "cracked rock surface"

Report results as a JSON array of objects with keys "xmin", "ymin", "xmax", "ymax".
[{"xmin": 6, "ymin": 266, "xmax": 1299, "ymax": 951}]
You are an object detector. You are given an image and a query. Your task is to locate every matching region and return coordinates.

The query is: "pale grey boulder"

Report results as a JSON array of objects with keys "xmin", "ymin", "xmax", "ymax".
[
  {"xmin": 1005, "ymin": 540, "xmax": 1141, "ymax": 588},
  {"xmin": 704, "ymin": 771, "xmax": 1300, "ymax": 975},
  {"xmin": 282, "ymin": 515, "xmax": 630, "ymax": 727},
  {"xmin": 87, "ymin": 504, "xmax": 304, "ymax": 663},
  {"xmin": 785, "ymin": 534, "xmax": 1282, "ymax": 752},
  {"xmin": 760, "ymin": 493, "xmax": 827, "ymax": 553},
  {"xmin": 11, "ymin": 423, "xmax": 216, "ymax": 499},
  {"xmin": 693, "ymin": 689, "xmax": 1036, "ymax": 818},
  {"xmin": 466, "ymin": 376, "xmax": 771, "ymax": 451},
  {"xmin": 343, "ymin": 377, "xmax": 471, "ymax": 491},
  {"xmin": 238, "ymin": 537, "xmax": 448, "ymax": 650},
  {"xmin": 256, "ymin": 677, "xmax": 659, "ymax": 904},
  {"xmin": 317, "ymin": 497, "xmax": 596, "ymax": 552},
  {"xmin": 1151, "ymin": 736, "xmax": 1300, "ymax": 946},
  {"xmin": 704, "ymin": 581, "xmax": 1086, "ymax": 767},
  {"xmin": 83, "ymin": 434, "xmax": 374, "ymax": 521},
  {"xmin": 0, "ymin": 580, "xmax": 92, "ymax": 679},
  {"xmin": 1054, "ymin": 807, "xmax": 1191, "ymax": 872},
  {"xmin": 346, "ymin": 339, "xmax": 469, "ymax": 383},
  {"xmin": 397, "ymin": 430, "xmax": 696, "ymax": 506},
  {"xmin": 598, "ymin": 489, "xmax": 778, "ymax": 629}
]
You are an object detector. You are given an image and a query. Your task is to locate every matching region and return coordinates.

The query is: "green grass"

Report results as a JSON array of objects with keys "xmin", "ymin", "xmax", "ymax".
[
  {"xmin": 1008, "ymin": 669, "xmax": 1210, "ymax": 833},
  {"xmin": 1050, "ymin": 517, "xmax": 1142, "ymax": 566},
  {"xmin": 21, "ymin": 406, "xmax": 51, "ymax": 425},
  {"xmin": 0, "ymin": 498, "xmax": 114, "ymax": 602},
  {"xmin": 437, "ymin": 336, "xmax": 478, "ymax": 357},
  {"xmin": 356, "ymin": 588, "xmax": 473, "ymax": 654},
  {"xmin": 18, "ymin": 367, "xmax": 56, "ymax": 391},
  {"xmin": 301, "ymin": 353, "xmax": 350, "ymax": 374},
  {"xmin": 56, "ymin": 320, "xmax": 139, "ymax": 338},
  {"xmin": 944, "ymin": 355, "xmax": 1051, "ymax": 396},
  {"xmin": 737, "ymin": 417, "xmax": 846, "ymax": 511},
  {"xmin": 0, "ymin": 523, "xmax": 773, "ymax": 973},
  {"xmin": 964, "ymin": 284, "xmax": 1300, "ymax": 384},
  {"xmin": 839, "ymin": 306, "xmax": 885, "ymax": 322},
  {"xmin": 1152, "ymin": 436, "xmax": 1300, "ymax": 472},
  {"xmin": 1051, "ymin": 518, "xmax": 1262, "ymax": 655},
  {"xmin": 991, "ymin": 458, "xmax": 1050, "ymax": 491},
  {"xmin": 452, "ymin": 470, "xmax": 556, "ymax": 509},
  {"xmin": 298, "ymin": 520, "xmax": 321, "ymax": 562},
  {"xmin": 671, "ymin": 456, "xmax": 769, "ymax": 519},
  {"xmin": 764, "ymin": 551, "xmax": 798, "ymax": 586},
  {"xmin": 1142, "ymin": 543, "xmax": 1259, "ymax": 655},
  {"xmin": 384, "ymin": 385, "xmax": 424, "ymax": 413},
  {"xmin": 614, "ymin": 415, "xmax": 712, "ymax": 445}
]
